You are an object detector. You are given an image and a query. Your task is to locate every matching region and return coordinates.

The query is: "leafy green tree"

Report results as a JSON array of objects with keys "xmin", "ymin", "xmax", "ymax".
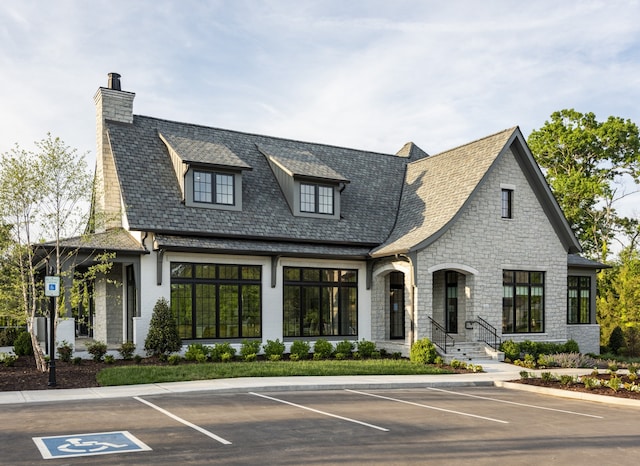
[
  {"xmin": 527, "ymin": 109, "xmax": 640, "ymax": 261},
  {"xmin": 144, "ymin": 298, "xmax": 182, "ymax": 357},
  {"xmin": 0, "ymin": 134, "xmax": 93, "ymax": 371}
]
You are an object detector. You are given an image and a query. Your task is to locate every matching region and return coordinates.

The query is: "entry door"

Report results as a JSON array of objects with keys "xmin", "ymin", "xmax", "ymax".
[
  {"xmin": 446, "ymin": 271, "xmax": 458, "ymax": 333},
  {"xmin": 389, "ymin": 272, "xmax": 405, "ymax": 339}
]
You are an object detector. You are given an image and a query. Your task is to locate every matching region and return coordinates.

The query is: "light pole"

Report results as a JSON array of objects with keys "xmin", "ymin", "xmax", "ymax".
[{"xmin": 44, "ymin": 275, "xmax": 60, "ymax": 387}]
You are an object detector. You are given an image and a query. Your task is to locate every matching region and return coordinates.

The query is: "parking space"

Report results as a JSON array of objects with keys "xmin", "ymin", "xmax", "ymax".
[{"xmin": 2, "ymin": 387, "xmax": 639, "ymax": 464}]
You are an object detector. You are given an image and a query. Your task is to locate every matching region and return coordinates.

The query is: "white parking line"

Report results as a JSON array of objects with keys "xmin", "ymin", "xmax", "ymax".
[
  {"xmin": 249, "ymin": 392, "xmax": 390, "ymax": 432},
  {"xmin": 134, "ymin": 397, "xmax": 232, "ymax": 444},
  {"xmin": 346, "ymin": 389, "xmax": 509, "ymax": 424},
  {"xmin": 426, "ymin": 387, "xmax": 604, "ymax": 419}
]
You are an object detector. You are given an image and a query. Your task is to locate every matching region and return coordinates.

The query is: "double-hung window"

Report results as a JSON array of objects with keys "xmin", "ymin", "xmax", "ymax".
[
  {"xmin": 194, "ymin": 170, "xmax": 235, "ymax": 206},
  {"xmin": 502, "ymin": 270, "xmax": 544, "ymax": 333},
  {"xmin": 300, "ymin": 183, "xmax": 334, "ymax": 215},
  {"xmin": 568, "ymin": 276, "xmax": 591, "ymax": 324}
]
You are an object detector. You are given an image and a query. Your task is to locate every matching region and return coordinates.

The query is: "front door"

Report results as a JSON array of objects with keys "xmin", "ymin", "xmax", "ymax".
[
  {"xmin": 390, "ymin": 272, "xmax": 405, "ymax": 339},
  {"xmin": 446, "ymin": 271, "xmax": 458, "ymax": 333}
]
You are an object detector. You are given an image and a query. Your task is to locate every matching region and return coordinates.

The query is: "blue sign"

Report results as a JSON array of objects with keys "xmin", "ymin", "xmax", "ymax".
[{"xmin": 33, "ymin": 431, "xmax": 151, "ymax": 459}]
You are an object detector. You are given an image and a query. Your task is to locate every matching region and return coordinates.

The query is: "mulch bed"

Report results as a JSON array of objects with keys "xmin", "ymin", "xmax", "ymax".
[{"xmin": 513, "ymin": 373, "xmax": 640, "ymax": 400}]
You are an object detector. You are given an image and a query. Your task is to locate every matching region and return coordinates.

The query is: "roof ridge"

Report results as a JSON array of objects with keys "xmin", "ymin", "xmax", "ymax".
[
  {"xmin": 429, "ymin": 126, "xmax": 518, "ymax": 159},
  {"xmin": 134, "ymin": 114, "xmax": 401, "ymax": 159}
]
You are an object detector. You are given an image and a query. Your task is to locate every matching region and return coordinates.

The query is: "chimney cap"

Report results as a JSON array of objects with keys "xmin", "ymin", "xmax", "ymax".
[{"xmin": 107, "ymin": 72, "xmax": 121, "ymax": 91}]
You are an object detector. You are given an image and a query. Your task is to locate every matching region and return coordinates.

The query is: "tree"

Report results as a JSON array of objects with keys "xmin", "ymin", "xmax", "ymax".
[
  {"xmin": 527, "ymin": 109, "xmax": 640, "ymax": 261},
  {"xmin": 0, "ymin": 134, "xmax": 93, "ymax": 371},
  {"xmin": 144, "ymin": 298, "xmax": 182, "ymax": 358}
]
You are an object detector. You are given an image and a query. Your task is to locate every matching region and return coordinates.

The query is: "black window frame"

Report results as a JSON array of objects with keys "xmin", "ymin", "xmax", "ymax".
[
  {"xmin": 170, "ymin": 262, "xmax": 262, "ymax": 340},
  {"xmin": 501, "ymin": 188, "xmax": 513, "ymax": 219},
  {"xmin": 283, "ymin": 267, "xmax": 357, "ymax": 338},
  {"xmin": 300, "ymin": 182, "xmax": 334, "ymax": 215},
  {"xmin": 193, "ymin": 169, "xmax": 236, "ymax": 206},
  {"xmin": 502, "ymin": 270, "xmax": 545, "ymax": 334},
  {"xmin": 568, "ymin": 275, "xmax": 591, "ymax": 324}
]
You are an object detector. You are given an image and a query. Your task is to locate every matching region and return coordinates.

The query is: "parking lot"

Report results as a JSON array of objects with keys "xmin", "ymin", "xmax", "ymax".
[{"xmin": 3, "ymin": 386, "xmax": 639, "ymax": 465}]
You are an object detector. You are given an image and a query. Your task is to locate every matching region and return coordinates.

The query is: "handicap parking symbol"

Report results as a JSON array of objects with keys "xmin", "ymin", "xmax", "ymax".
[{"xmin": 33, "ymin": 431, "xmax": 151, "ymax": 459}]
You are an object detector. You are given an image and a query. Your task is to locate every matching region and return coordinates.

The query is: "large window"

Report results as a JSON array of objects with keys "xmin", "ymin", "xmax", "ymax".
[
  {"xmin": 300, "ymin": 183, "xmax": 334, "ymax": 215},
  {"xmin": 568, "ymin": 276, "xmax": 591, "ymax": 324},
  {"xmin": 170, "ymin": 263, "xmax": 261, "ymax": 339},
  {"xmin": 502, "ymin": 270, "xmax": 544, "ymax": 333},
  {"xmin": 194, "ymin": 170, "xmax": 235, "ymax": 205},
  {"xmin": 283, "ymin": 267, "xmax": 357, "ymax": 337}
]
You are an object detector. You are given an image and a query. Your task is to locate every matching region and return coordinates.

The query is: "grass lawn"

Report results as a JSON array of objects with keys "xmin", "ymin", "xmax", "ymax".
[{"xmin": 96, "ymin": 359, "xmax": 456, "ymax": 386}]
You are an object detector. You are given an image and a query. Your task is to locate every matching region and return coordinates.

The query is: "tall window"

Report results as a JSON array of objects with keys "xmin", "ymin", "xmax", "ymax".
[
  {"xmin": 501, "ymin": 189, "xmax": 513, "ymax": 218},
  {"xmin": 194, "ymin": 170, "xmax": 235, "ymax": 205},
  {"xmin": 503, "ymin": 270, "xmax": 544, "ymax": 333},
  {"xmin": 300, "ymin": 183, "xmax": 334, "ymax": 215},
  {"xmin": 283, "ymin": 267, "xmax": 357, "ymax": 337},
  {"xmin": 568, "ymin": 276, "xmax": 591, "ymax": 324},
  {"xmin": 170, "ymin": 263, "xmax": 261, "ymax": 339}
]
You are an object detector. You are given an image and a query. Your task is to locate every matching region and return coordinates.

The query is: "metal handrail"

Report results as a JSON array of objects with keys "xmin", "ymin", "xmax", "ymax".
[
  {"xmin": 428, "ymin": 317, "xmax": 455, "ymax": 353},
  {"xmin": 476, "ymin": 316, "xmax": 501, "ymax": 350}
]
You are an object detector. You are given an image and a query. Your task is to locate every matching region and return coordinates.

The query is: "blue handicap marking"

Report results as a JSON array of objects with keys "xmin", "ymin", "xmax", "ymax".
[{"xmin": 33, "ymin": 431, "xmax": 152, "ymax": 459}]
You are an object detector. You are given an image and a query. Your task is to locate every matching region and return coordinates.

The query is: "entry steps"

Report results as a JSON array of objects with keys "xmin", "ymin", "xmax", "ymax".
[{"xmin": 441, "ymin": 342, "xmax": 500, "ymax": 362}]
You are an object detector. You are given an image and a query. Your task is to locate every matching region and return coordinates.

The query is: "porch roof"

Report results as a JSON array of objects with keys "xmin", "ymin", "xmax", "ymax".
[{"xmin": 43, "ymin": 229, "xmax": 148, "ymax": 254}]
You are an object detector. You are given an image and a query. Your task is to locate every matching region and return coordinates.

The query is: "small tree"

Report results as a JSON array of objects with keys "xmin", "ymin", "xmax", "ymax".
[
  {"xmin": 609, "ymin": 326, "xmax": 625, "ymax": 355},
  {"xmin": 144, "ymin": 298, "xmax": 182, "ymax": 358}
]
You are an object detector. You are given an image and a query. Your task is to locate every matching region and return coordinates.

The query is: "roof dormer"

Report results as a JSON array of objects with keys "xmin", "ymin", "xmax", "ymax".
[
  {"xmin": 160, "ymin": 132, "xmax": 252, "ymax": 211},
  {"xmin": 258, "ymin": 144, "xmax": 349, "ymax": 219}
]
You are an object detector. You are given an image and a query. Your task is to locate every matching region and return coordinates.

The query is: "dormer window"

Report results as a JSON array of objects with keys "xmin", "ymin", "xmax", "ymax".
[
  {"xmin": 300, "ymin": 183, "xmax": 334, "ymax": 215},
  {"xmin": 194, "ymin": 170, "xmax": 235, "ymax": 205},
  {"xmin": 258, "ymin": 144, "xmax": 349, "ymax": 220},
  {"xmin": 159, "ymin": 132, "xmax": 252, "ymax": 212}
]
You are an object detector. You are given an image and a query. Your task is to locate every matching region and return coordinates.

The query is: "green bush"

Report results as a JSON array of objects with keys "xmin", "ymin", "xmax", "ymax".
[
  {"xmin": 240, "ymin": 339, "xmax": 262, "ymax": 361},
  {"xmin": 212, "ymin": 342, "xmax": 236, "ymax": 362},
  {"xmin": 356, "ymin": 339, "xmax": 377, "ymax": 359},
  {"xmin": 87, "ymin": 340, "xmax": 107, "ymax": 362},
  {"xmin": 0, "ymin": 327, "xmax": 21, "ymax": 346},
  {"xmin": 609, "ymin": 326, "xmax": 625, "ymax": 355},
  {"xmin": 118, "ymin": 341, "xmax": 136, "ymax": 360},
  {"xmin": 14, "ymin": 331, "xmax": 33, "ymax": 356},
  {"xmin": 563, "ymin": 339, "xmax": 580, "ymax": 354},
  {"xmin": 335, "ymin": 340, "xmax": 354, "ymax": 355},
  {"xmin": 57, "ymin": 340, "xmax": 74, "ymax": 362},
  {"xmin": 410, "ymin": 338, "xmax": 437, "ymax": 364},
  {"xmin": 500, "ymin": 340, "xmax": 520, "ymax": 361},
  {"xmin": 167, "ymin": 354, "xmax": 182, "ymax": 365},
  {"xmin": 313, "ymin": 339, "xmax": 334, "ymax": 359},
  {"xmin": 104, "ymin": 354, "xmax": 115, "ymax": 364},
  {"xmin": 144, "ymin": 298, "xmax": 182, "ymax": 357},
  {"xmin": 290, "ymin": 340, "xmax": 311, "ymax": 360},
  {"xmin": 0, "ymin": 352, "xmax": 17, "ymax": 367},
  {"xmin": 185, "ymin": 344, "xmax": 209, "ymax": 362},
  {"xmin": 263, "ymin": 339, "xmax": 285, "ymax": 360}
]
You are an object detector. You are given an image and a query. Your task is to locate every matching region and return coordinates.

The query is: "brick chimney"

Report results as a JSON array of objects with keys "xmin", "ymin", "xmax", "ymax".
[{"xmin": 93, "ymin": 73, "xmax": 135, "ymax": 231}]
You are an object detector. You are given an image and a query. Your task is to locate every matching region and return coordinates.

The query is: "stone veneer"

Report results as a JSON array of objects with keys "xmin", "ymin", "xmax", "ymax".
[{"xmin": 414, "ymin": 147, "xmax": 570, "ymax": 345}]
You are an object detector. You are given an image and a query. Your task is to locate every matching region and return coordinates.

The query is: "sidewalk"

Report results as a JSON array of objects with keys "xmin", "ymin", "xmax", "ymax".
[{"xmin": 3, "ymin": 360, "xmax": 617, "ymax": 406}]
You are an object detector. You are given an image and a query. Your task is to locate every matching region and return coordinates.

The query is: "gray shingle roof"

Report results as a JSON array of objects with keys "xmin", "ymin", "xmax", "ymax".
[
  {"xmin": 372, "ymin": 128, "xmax": 517, "ymax": 257},
  {"xmin": 106, "ymin": 116, "xmax": 406, "ymax": 245},
  {"xmin": 42, "ymin": 229, "xmax": 147, "ymax": 253},
  {"xmin": 257, "ymin": 144, "xmax": 349, "ymax": 182},
  {"xmin": 159, "ymin": 131, "xmax": 252, "ymax": 169}
]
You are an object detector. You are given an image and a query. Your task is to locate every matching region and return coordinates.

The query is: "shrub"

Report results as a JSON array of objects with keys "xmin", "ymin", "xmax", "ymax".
[
  {"xmin": 519, "ymin": 370, "xmax": 530, "ymax": 379},
  {"xmin": 240, "ymin": 339, "xmax": 262, "ymax": 361},
  {"xmin": 185, "ymin": 344, "xmax": 209, "ymax": 362},
  {"xmin": 500, "ymin": 339, "xmax": 520, "ymax": 361},
  {"xmin": 0, "ymin": 352, "xmax": 17, "ymax": 367},
  {"xmin": 57, "ymin": 340, "xmax": 74, "ymax": 363},
  {"xmin": 104, "ymin": 354, "xmax": 115, "ymax": 364},
  {"xmin": 313, "ymin": 339, "xmax": 334, "ymax": 359},
  {"xmin": 410, "ymin": 338, "xmax": 437, "ymax": 364},
  {"xmin": 214, "ymin": 342, "xmax": 236, "ymax": 362},
  {"xmin": 87, "ymin": 340, "xmax": 107, "ymax": 362},
  {"xmin": 0, "ymin": 327, "xmax": 21, "ymax": 346},
  {"xmin": 118, "ymin": 341, "xmax": 136, "ymax": 360},
  {"xmin": 144, "ymin": 297, "xmax": 182, "ymax": 357},
  {"xmin": 582, "ymin": 376, "xmax": 599, "ymax": 390},
  {"xmin": 559, "ymin": 375, "xmax": 574, "ymax": 386},
  {"xmin": 628, "ymin": 363, "xmax": 639, "ymax": 375},
  {"xmin": 168, "ymin": 354, "xmax": 182, "ymax": 365},
  {"xmin": 263, "ymin": 339, "xmax": 285, "ymax": 361},
  {"xmin": 334, "ymin": 352, "xmax": 347, "ymax": 360},
  {"xmin": 541, "ymin": 371, "xmax": 554, "ymax": 383},
  {"xmin": 356, "ymin": 339, "xmax": 377, "ymax": 359},
  {"xmin": 609, "ymin": 326, "xmax": 625, "ymax": 355},
  {"xmin": 13, "ymin": 331, "xmax": 33, "ymax": 356},
  {"xmin": 72, "ymin": 356, "xmax": 82, "ymax": 365},
  {"xmin": 607, "ymin": 375, "xmax": 622, "ymax": 392},
  {"xmin": 563, "ymin": 339, "xmax": 580, "ymax": 354},
  {"xmin": 335, "ymin": 340, "xmax": 354, "ymax": 355},
  {"xmin": 290, "ymin": 340, "xmax": 311, "ymax": 360}
]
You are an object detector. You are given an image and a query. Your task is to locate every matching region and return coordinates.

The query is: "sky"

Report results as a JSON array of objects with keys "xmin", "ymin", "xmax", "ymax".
[{"xmin": 1, "ymin": 0, "xmax": 639, "ymax": 219}]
